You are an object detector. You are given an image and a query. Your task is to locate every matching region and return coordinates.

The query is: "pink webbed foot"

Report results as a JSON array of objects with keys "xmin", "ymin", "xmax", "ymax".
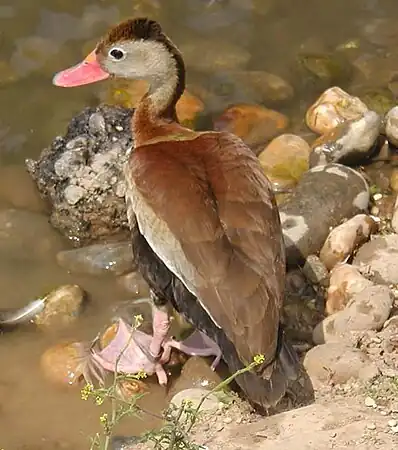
[
  {"xmin": 163, "ymin": 330, "xmax": 222, "ymax": 371},
  {"xmin": 154, "ymin": 363, "xmax": 168, "ymax": 386},
  {"xmin": 92, "ymin": 319, "xmax": 159, "ymax": 378}
]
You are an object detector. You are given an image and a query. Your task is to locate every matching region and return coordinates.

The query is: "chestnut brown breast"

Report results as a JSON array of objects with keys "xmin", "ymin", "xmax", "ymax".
[{"xmin": 124, "ymin": 131, "xmax": 285, "ymax": 366}]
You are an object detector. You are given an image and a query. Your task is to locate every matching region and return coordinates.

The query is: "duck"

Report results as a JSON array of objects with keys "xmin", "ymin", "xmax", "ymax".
[{"xmin": 52, "ymin": 17, "xmax": 300, "ymax": 412}]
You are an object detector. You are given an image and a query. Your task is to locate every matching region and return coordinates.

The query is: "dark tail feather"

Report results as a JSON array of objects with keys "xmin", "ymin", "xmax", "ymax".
[{"xmin": 220, "ymin": 327, "xmax": 302, "ymax": 412}]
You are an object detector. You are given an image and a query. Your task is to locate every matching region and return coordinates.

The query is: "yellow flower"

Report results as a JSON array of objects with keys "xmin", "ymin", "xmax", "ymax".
[
  {"xmin": 100, "ymin": 413, "xmax": 108, "ymax": 424},
  {"xmin": 253, "ymin": 354, "xmax": 265, "ymax": 365},
  {"xmin": 95, "ymin": 396, "xmax": 104, "ymax": 406}
]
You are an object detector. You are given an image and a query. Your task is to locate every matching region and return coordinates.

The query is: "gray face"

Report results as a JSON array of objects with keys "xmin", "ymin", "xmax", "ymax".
[{"xmin": 97, "ymin": 39, "xmax": 177, "ymax": 85}]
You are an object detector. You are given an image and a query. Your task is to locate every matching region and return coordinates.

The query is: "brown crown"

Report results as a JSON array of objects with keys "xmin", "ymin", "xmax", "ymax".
[{"xmin": 99, "ymin": 18, "xmax": 163, "ymax": 49}]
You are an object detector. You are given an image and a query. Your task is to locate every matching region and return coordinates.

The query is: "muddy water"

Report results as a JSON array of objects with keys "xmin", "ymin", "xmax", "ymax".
[{"xmin": 1, "ymin": 0, "xmax": 398, "ymax": 448}]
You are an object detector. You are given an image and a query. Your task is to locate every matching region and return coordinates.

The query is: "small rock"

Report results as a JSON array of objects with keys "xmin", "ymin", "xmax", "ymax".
[
  {"xmin": 116, "ymin": 271, "xmax": 150, "ymax": 297},
  {"xmin": 319, "ymin": 214, "xmax": 377, "ymax": 270},
  {"xmin": 367, "ymin": 423, "xmax": 377, "ymax": 430},
  {"xmin": 390, "ymin": 170, "xmax": 398, "ymax": 193},
  {"xmin": 34, "ymin": 284, "xmax": 86, "ymax": 330},
  {"xmin": 306, "ymin": 86, "xmax": 369, "ymax": 135},
  {"xmin": 279, "ymin": 163, "xmax": 369, "ymax": 267},
  {"xmin": 258, "ymin": 134, "xmax": 311, "ymax": 188},
  {"xmin": 309, "ymin": 110, "xmax": 381, "ymax": 168},
  {"xmin": 388, "ymin": 419, "xmax": 398, "ymax": 427},
  {"xmin": 57, "ymin": 241, "xmax": 134, "ymax": 276},
  {"xmin": 213, "ymin": 104, "xmax": 289, "ymax": 152},
  {"xmin": 385, "ymin": 106, "xmax": 398, "ymax": 147},
  {"xmin": 64, "ymin": 185, "xmax": 86, "ymax": 205},
  {"xmin": 326, "ymin": 264, "xmax": 373, "ymax": 315},
  {"xmin": 391, "ymin": 425, "xmax": 398, "ymax": 434},
  {"xmin": 313, "ymin": 284, "xmax": 393, "ymax": 344},
  {"xmin": 365, "ymin": 396, "xmax": 376, "ymax": 407},
  {"xmin": 303, "ymin": 343, "xmax": 379, "ymax": 387},
  {"xmin": 353, "ymin": 234, "xmax": 398, "ymax": 284},
  {"xmin": 302, "ymin": 255, "xmax": 329, "ymax": 287}
]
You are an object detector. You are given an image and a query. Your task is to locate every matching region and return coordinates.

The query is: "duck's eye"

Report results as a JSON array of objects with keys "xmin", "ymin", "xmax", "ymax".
[{"xmin": 109, "ymin": 48, "xmax": 125, "ymax": 60}]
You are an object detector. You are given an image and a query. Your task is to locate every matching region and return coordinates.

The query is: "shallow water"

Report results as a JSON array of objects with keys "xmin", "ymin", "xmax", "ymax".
[{"xmin": 1, "ymin": 0, "xmax": 398, "ymax": 448}]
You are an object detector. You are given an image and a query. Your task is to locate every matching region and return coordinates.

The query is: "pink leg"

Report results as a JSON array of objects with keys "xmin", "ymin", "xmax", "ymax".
[
  {"xmin": 155, "ymin": 363, "xmax": 168, "ymax": 385},
  {"xmin": 149, "ymin": 305, "xmax": 171, "ymax": 360},
  {"xmin": 164, "ymin": 331, "xmax": 222, "ymax": 371}
]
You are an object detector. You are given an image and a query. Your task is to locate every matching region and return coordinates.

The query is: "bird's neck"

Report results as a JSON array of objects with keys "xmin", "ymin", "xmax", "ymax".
[{"xmin": 132, "ymin": 51, "xmax": 186, "ymax": 146}]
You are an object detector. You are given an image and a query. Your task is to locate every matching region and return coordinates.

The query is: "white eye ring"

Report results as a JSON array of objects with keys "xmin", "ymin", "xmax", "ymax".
[{"xmin": 109, "ymin": 47, "xmax": 126, "ymax": 61}]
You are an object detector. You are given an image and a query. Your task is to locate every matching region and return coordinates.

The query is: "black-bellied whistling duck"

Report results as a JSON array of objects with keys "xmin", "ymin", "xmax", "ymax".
[{"xmin": 53, "ymin": 17, "xmax": 300, "ymax": 411}]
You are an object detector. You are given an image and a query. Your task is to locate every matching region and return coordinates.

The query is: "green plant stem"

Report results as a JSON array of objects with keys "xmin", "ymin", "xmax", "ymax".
[{"xmin": 187, "ymin": 360, "xmax": 259, "ymax": 434}]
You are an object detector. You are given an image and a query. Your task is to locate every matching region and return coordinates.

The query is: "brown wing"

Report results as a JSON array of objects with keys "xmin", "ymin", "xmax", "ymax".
[{"xmin": 125, "ymin": 131, "xmax": 285, "ymax": 366}]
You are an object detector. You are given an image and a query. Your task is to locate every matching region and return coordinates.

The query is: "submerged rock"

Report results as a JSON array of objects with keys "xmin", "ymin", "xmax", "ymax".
[
  {"xmin": 34, "ymin": 284, "xmax": 86, "ymax": 330},
  {"xmin": 26, "ymin": 105, "xmax": 133, "ymax": 246},
  {"xmin": 0, "ymin": 208, "xmax": 65, "ymax": 261},
  {"xmin": 213, "ymin": 104, "xmax": 288, "ymax": 152},
  {"xmin": 116, "ymin": 271, "xmax": 150, "ymax": 297},
  {"xmin": 56, "ymin": 241, "xmax": 134, "ymax": 276},
  {"xmin": 309, "ymin": 110, "xmax": 382, "ymax": 168},
  {"xmin": 306, "ymin": 87, "xmax": 369, "ymax": 135},
  {"xmin": 279, "ymin": 164, "xmax": 369, "ymax": 267}
]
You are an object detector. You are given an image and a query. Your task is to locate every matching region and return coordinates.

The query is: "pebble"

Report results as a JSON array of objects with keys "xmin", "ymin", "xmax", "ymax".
[
  {"xmin": 313, "ymin": 284, "xmax": 393, "ymax": 344},
  {"xmin": 258, "ymin": 134, "xmax": 311, "ymax": 188},
  {"xmin": 213, "ymin": 104, "xmax": 289, "ymax": 152},
  {"xmin": 306, "ymin": 86, "xmax": 369, "ymax": 135},
  {"xmin": 367, "ymin": 423, "xmax": 376, "ymax": 430},
  {"xmin": 388, "ymin": 419, "xmax": 397, "ymax": 427},
  {"xmin": 56, "ymin": 241, "xmax": 134, "ymax": 276},
  {"xmin": 303, "ymin": 343, "xmax": 379, "ymax": 388},
  {"xmin": 302, "ymin": 255, "xmax": 329, "ymax": 287},
  {"xmin": 353, "ymin": 234, "xmax": 398, "ymax": 284},
  {"xmin": 309, "ymin": 110, "xmax": 382, "ymax": 168},
  {"xmin": 279, "ymin": 163, "xmax": 369, "ymax": 267},
  {"xmin": 319, "ymin": 214, "xmax": 377, "ymax": 270},
  {"xmin": 365, "ymin": 396, "xmax": 376, "ymax": 407}
]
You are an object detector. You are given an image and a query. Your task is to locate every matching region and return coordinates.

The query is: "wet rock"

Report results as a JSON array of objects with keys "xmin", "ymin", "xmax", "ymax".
[
  {"xmin": 26, "ymin": 105, "xmax": 133, "ymax": 246},
  {"xmin": 385, "ymin": 106, "xmax": 398, "ymax": 147},
  {"xmin": 116, "ymin": 271, "xmax": 150, "ymax": 297},
  {"xmin": 358, "ymin": 88, "xmax": 395, "ymax": 116},
  {"xmin": 306, "ymin": 87, "xmax": 368, "ymax": 135},
  {"xmin": 180, "ymin": 39, "xmax": 250, "ymax": 72},
  {"xmin": 303, "ymin": 343, "xmax": 379, "ymax": 388},
  {"xmin": 309, "ymin": 111, "xmax": 382, "ymax": 168},
  {"xmin": 56, "ymin": 241, "xmax": 134, "ymax": 276},
  {"xmin": 353, "ymin": 234, "xmax": 398, "ymax": 285},
  {"xmin": 302, "ymin": 255, "xmax": 329, "ymax": 287},
  {"xmin": 213, "ymin": 104, "xmax": 288, "ymax": 152},
  {"xmin": 34, "ymin": 285, "xmax": 86, "ymax": 330},
  {"xmin": 390, "ymin": 169, "xmax": 398, "ymax": 193},
  {"xmin": 0, "ymin": 165, "xmax": 46, "ymax": 212},
  {"xmin": 319, "ymin": 214, "xmax": 377, "ymax": 270},
  {"xmin": 326, "ymin": 264, "xmax": 373, "ymax": 316},
  {"xmin": 169, "ymin": 387, "xmax": 220, "ymax": 416},
  {"xmin": 0, "ymin": 208, "xmax": 65, "ymax": 261},
  {"xmin": 313, "ymin": 284, "xmax": 393, "ymax": 344},
  {"xmin": 40, "ymin": 341, "xmax": 86, "ymax": 386},
  {"xmin": 258, "ymin": 134, "xmax": 310, "ymax": 188},
  {"xmin": 279, "ymin": 163, "xmax": 369, "ymax": 267}
]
